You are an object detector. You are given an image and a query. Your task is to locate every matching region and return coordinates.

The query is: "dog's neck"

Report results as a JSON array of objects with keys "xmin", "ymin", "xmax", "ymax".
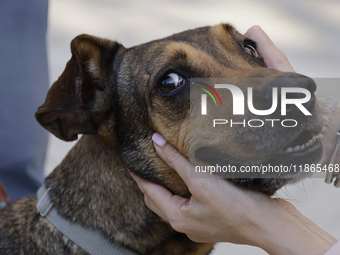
[{"xmin": 45, "ymin": 135, "xmax": 174, "ymax": 254}]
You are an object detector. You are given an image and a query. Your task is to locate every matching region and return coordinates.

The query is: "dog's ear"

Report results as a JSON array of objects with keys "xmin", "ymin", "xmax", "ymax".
[{"xmin": 35, "ymin": 34, "xmax": 124, "ymax": 141}]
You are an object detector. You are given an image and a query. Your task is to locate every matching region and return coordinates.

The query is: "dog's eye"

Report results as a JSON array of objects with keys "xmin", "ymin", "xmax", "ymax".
[
  {"xmin": 159, "ymin": 73, "xmax": 186, "ymax": 94},
  {"xmin": 244, "ymin": 44, "xmax": 259, "ymax": 58}
]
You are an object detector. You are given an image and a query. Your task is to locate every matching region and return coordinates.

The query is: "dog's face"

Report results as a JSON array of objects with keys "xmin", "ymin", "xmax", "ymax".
[{"xmin": 36, "ymin": 24, "xmax": 323, "ymax": 196}]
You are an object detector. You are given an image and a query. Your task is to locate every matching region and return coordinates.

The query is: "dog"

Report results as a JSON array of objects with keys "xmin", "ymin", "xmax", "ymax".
[{"xmin": 0, "ymin": 23, "xmax": 323, "ymax": 254}]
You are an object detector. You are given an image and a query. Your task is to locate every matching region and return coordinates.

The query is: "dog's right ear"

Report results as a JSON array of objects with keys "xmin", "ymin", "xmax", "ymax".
[{"xmin": 35, "ymin": 34, "xmax": 124, "ymax": 141}]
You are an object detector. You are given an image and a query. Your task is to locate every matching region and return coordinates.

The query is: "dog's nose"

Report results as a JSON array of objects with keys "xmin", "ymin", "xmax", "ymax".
[{"xmin": 263, "ymin": 73, "xmax": 316, "ymax": 116}]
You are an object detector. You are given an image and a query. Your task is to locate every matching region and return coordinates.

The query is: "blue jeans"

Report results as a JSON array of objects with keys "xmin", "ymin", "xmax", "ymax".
[{"xmin": 0, "ymin": 0, "xmax": 49, "ymax": 201}]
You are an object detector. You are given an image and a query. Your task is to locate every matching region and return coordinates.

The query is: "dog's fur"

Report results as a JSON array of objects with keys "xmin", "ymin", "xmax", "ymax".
[{"xmin": 0, "ymin": 24, "xmax": 323, "ymax": 254}]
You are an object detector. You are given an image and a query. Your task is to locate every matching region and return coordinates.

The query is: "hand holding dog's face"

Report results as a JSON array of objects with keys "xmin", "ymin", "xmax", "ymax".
[{"xmin": 131, "ymin": 136, "xmax": 337, "ymax": 255}]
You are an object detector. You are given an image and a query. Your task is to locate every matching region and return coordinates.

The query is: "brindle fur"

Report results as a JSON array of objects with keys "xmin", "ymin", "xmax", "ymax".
[{"xmin": 0, "ymin": 24, "xmax": 322, "ymax": 254}]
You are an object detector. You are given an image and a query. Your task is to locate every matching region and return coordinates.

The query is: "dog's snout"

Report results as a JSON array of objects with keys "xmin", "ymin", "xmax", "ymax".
[
  {"xmin": 263, "ymin": 73, "xmax": 316, "ymax": 116},
  {"xmin": 282, "ymin": 73, "xmax": 316, "ymax": 93}
]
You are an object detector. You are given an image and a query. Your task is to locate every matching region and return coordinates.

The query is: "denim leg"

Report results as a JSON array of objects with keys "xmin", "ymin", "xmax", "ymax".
[{"xmin": 0, "ymin": 0, "xmax": 49, "ymax": 201}]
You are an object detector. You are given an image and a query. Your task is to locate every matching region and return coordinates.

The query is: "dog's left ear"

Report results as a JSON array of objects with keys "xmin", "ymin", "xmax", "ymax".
[{"xmin": 36, "ymin": 34, "xmax": 124, "ymax": 141}]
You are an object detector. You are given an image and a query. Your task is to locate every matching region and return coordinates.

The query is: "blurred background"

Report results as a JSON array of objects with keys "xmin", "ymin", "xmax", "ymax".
[{"xmin": 44, "ymin": 0, "xmax": 339, "ymax": 254}]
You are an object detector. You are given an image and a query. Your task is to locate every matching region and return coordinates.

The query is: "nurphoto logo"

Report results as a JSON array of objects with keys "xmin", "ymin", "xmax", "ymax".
[
  {"xmin": 200, "ymin": 83, "xmax": 311, "ymax": 116},
  {"xmin": 198, "ymin": 82, "xmax": 312, "ymax": 128}
]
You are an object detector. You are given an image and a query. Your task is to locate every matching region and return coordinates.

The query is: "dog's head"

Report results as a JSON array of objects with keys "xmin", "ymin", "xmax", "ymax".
[{"xmin": 36, "ymin": 24, "xmax": 323, "ymax": 196}]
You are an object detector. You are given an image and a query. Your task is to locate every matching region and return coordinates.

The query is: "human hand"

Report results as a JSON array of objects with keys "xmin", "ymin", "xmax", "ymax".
[
  {"xmin": 130, "ymin": 133, "xmax": 278, "ymax": 244},
  {"xmin": 244, "ymin": 25, "xmax": 294, "ymax": 72},
  {"xmin": 130, "ymin": 133, "xmax": 336, "ymax": 254}
]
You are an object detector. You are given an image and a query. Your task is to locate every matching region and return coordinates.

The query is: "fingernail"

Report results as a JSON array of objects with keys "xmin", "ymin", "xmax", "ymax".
[{"xmin": 152, "ymin": 133, "xmax": 166, "ymax": 147}]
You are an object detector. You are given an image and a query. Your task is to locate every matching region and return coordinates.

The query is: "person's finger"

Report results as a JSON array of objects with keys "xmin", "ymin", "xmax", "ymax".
[
  {"xmin": 143, "ymin": 194, "xmax": 169, "ymax": 221},
  {"xmin": 129, "ymin": 172, "xmax": 172, "ymax": 220},
  {"xmin": 152, "ymin": 133, "xmax": 193, "ymax": 185},
  {"xmin": 130, "ymin": 171, "xmax": 189, "ymax": 221},
  {"xmin": 244, "ymin": 25, "xmax": 295, "ymax": 72},
  {"xmin": 186, "ymin": 234, "xmax": 212, "ymax": 243},
  {"xmin": 152, "ymin": 133, "xmax": 217, "ymax": 191}
]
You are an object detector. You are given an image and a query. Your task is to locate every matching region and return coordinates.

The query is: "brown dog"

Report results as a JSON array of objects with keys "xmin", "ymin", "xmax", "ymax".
[{"xmin": 0, "ymin": 23, "xmax": 323, "ymax": 254}]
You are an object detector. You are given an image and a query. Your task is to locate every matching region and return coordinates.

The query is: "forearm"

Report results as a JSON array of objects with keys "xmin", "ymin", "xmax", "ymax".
[{"xmin": 245, "ymin": 203, "xmax": 337, "ymax": 255}]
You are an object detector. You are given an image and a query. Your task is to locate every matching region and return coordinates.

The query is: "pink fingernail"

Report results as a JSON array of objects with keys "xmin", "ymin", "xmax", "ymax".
[{"xmin": 152, "ymin": 133, "xmax": 166, "ymax": 147}]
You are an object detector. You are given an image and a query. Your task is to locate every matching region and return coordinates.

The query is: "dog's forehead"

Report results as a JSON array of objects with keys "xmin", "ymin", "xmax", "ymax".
[
  {"xmin": 116, "ymin": 23, "xmax": 259, "ymax": 97},
  {"xmin": 132, "ymin": 23, "xmax": 241, "ymax": 54},
  {"xmin": 121, "ymin": 23, "xmax": 249, "ymax": 79},
  {"xmin": 165, "ymin": 23, "xmax": 240, "ymax": 43},
  {"xmin": 162, "ymin": 25, "xmax": 216, "ymax": 43}
]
